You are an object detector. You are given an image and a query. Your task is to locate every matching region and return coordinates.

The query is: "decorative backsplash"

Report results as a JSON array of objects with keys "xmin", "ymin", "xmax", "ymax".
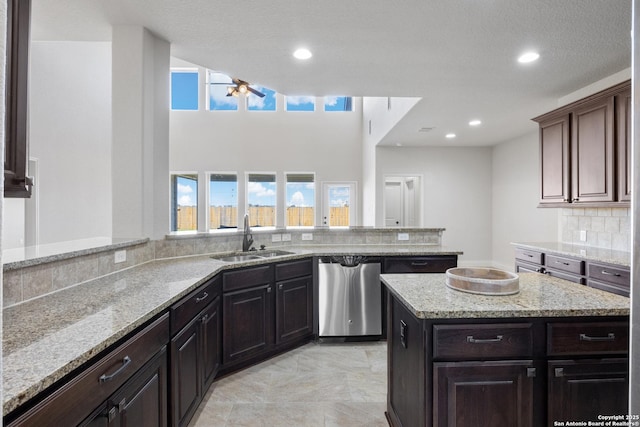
[
  {"xmin": 3, "ymin": 227, "xmax": 444, "ymax": 307},
  {"xmin": 560, "ymin": 207, "xmax": 630, "ymax": 252}
]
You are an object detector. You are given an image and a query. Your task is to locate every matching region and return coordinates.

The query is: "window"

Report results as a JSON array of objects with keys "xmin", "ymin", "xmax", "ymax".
[
  {"xmin": 286, "ymin": 173, "xmax": 315, "ymax": 227},
  {"xmin": 247, "ymin": 86, "xmax": 277, "ymax": 111},
  {"xmin": 324, "ymin": 96, "xmax": 352, "ymax": 112},
  {"xmin": 209, "ymin": 173, "xmax": 238, "ymax": 231},
  {"xmin": 171, "ymin": 174, "xmax": 198, "ymax": 232},
  {"xmin": 247, "ymin": 173, "xmax": 277, "ymax": 227},
  {"xmin": 285, "ymin": 96, "xmax": 315, "ymax": 111},
  {"xmin": 170, "ymin": 69, "xmax": 199, "ymax": 110},
  {"xmin": 207, "ymin": 71, "xmax": 238, "ymax": 111}
]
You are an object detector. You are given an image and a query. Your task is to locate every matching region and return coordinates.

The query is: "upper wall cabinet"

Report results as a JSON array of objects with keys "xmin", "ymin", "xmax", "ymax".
[
  {"xmin": 533, "ymin": 80, "xmax": 631, "ymax": 207},
  {"xmin": 4, "ymin": 0, "xmax": 33, "ymax": 198}
]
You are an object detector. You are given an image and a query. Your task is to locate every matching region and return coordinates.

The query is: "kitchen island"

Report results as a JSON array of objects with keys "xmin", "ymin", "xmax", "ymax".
[{"xmin": 382, "ymin": 272, "xmax": 630, "ymax": 427}]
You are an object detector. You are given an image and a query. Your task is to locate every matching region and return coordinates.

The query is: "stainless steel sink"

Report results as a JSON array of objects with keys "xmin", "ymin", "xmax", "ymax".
[
  {"xmin": 211, "ymin": 254, "xmax": 263, "ymax": 262},
  {"xmin": 256, "ymin": 250, "xmax": 294, "ymax": 258},
  {"xmin": 211, "ymin": 250, "xmax": 294, "ymax": 263}
]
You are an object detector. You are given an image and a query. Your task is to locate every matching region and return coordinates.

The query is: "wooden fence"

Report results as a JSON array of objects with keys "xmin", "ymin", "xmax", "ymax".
[{"xmin": 176, "ymin": 206, "xmax": 350, "ymax": 231}]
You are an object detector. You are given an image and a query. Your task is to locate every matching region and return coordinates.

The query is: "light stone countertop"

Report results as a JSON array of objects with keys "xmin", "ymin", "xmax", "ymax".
[
  {"xmin": 382, "ymin": 272, "xmax": 630, "ymax": 320},
  {"xmin": 512, "ymin": 241, "xmax": 631, "ymax": 267},
  {"xmin": 2, "ymin": 244, "xmax": 460, "ymax": 416}
]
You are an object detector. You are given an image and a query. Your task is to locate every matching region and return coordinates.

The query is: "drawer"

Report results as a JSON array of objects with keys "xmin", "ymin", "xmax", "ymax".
[
  {"xmin": 433, "ymin": 323, "xmax": 533, "ymax": 360},
  {"xmin": 547, "ymin": 321, "xmax": 629, "ymax": 356},
  {"xmin": 514, "ymin": 248, "xmax": 543, "ymax": 265},
  {"xmin": 515, "ymin": 260, "xmax": 543, "ymax": 273},
  {"xmin": 275, "ymin": 258, "xmax": 312, "ymax": 281},
  {"xmin": 171, "ymin": 275, "xmax": 221, "ymax": 334},
  {"xmin": 587, "ymin": 279, "xmax": 629, "ymax": 297},
  {"xmin": 545, "ymin": 254, "xmax": 584, "ymax": 275},
  {"xmin": 544, "ymin": 269, "xmax": 585, "ymax": 285},
  {"xmin": 223, "ymin": 264, "xmax": 273, "ymax": 292},
  {"xmin": 587, "ymin": 262, "xmax": 630, "ymax": 288},
  {"xmin": 383, "ymin": 256, "xmax": 457, "ymax": 273},
  {"xmin": 8, "ymin": 314, "xmax": 170, "ymax": 427}
]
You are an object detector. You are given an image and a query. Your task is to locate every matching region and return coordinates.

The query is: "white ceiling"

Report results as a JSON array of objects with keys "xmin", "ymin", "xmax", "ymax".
[{"xmin": 31, "ymin": 0, "xmax": 631, "ymax": 147}]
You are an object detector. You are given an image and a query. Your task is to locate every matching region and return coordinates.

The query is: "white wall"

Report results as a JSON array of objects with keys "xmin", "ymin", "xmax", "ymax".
[
  {"xmin": 170, "ymin": 63, "xmax": 363, "ymax": 227},
  {"xmin": 25, "ymin": 41, "xmax": 112, "ymax": 245},
  {"xmin": 376, "ymin": 146, "xmax": 493, "ymax": 266},
  {"xmin": 491, "ymin": 131, "xmax": 559, "ymax": 270}
]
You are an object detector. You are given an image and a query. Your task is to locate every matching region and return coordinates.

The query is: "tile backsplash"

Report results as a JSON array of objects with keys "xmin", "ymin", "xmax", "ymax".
[{"xmin": 560, "ymin": 207, "xmax": 630, "ymax": 251}]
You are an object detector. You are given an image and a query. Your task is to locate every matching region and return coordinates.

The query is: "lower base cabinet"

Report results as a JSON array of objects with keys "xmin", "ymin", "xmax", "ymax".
[
  {"xmin": 433, "ymin": 361, "xmax": 535, "ymax": 427},
  {"xmin": 548, "ymin": 358, "xmax": 629, "ymax": 424},
  {"xmin": 83, "ymin": 348, "xmax": 168, "ymax": 427},
  {"xmin": 386, "ymin": 294, "xmax": 629, "ymax": 427}
]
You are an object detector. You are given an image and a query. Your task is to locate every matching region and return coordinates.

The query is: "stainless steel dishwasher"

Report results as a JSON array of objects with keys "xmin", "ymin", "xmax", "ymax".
[{"xmin": 318, "ymin": 256, "xmax": 382, "ymax": 337}]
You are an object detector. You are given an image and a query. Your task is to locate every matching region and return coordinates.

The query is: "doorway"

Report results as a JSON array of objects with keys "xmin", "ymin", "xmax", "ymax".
[
  {"xmin": 384, "ymin": 175, "xmax": 421, "ymax": 227},
  {"xmin": 322, "ymin": 182, "xmax": 357, "ymax": 227}
]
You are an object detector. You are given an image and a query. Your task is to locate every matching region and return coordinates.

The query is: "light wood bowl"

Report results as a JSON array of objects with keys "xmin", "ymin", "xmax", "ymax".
[{"xmin": 445, "ymin": 267, "xmax": 519, "ymax": 295}]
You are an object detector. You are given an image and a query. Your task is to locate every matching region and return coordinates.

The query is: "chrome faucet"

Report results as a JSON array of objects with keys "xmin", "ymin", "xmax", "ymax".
[{"xmin": 242, "ymin": 213, "xmax": 254, "ymax": 251}]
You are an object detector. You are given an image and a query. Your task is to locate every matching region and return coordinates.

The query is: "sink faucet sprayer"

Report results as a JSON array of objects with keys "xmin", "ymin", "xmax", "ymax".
[{"xmin": 242, "ymin": 213, "xmax": 254, "ymax": 251}]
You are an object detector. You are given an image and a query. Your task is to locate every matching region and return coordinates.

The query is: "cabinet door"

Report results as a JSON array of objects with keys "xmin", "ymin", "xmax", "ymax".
[
  {"xmin": 170, "ymin": 318, "xmax": 201, "ymax": 427},
  {"xmin": 539, "ymin": 114, "xmax": 570, "ymax": 204},
  {"xmin": 433, "ymin": 361, "xmax": 536, "ymax": 427},
  {"xmin": 616, "ymin": 88, "xmax": 632, "ymax": 201},
  {"xmin": 571, "ymin": 97, "xmax": 615, "ymax": 203},
  {"xmin": 111, "ymin": 348, "xmax": 168, "ymax": 427},
  {"xmin": 201, "ymin": 296, "xmax": 221, "ymax": 391},
  {"xmin": 548, "ymin": 358, "xmax": 628, "ymax": 424},
  {"xmin": 223, "ymin": 284, "xmax": 274, "ymax": 364},
  {"xmin": 276, "ymin": 275, "xmax": 313, "ymax": 345}
]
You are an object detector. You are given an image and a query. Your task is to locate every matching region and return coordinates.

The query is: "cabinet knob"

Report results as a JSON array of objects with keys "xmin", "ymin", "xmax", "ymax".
[
  {"xmin": 278, "ymin": 284, "xmax": 283, "ymax": 290},
  {"xmin": 267, "ymin": 286, "xmax": 272, "ymax": 293},
  {"xmin": 201, "ymin": 314, "xmax": 209, "ymax": 323},
  {"xmin": 527, "ymin": 367, "xmax": 536, "ymax": 378},
  {"xmin": 555, "ymin": 367, "xmax": 564, "ymax": 377}
]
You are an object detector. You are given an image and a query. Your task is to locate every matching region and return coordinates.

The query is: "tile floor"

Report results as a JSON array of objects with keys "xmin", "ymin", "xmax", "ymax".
[{"xmin": 189, "ymin": 341, "xmax": 388, "ymax": 427}]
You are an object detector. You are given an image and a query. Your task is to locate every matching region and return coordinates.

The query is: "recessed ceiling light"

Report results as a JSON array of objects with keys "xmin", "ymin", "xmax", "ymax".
[
  {"xmin": 518, "ymin": 51, "xmax": 540, "ymax": 63},
  {"xmin": 445, "ymin": 133, "xmax": 456, "ymax": 139},
  {"xmin": 293, "ymin": 48, "xmax": 312, "ymax": 60},
  {"xmin": 469, "ymin": 120, "xmax": 482, "ymax": 126}
]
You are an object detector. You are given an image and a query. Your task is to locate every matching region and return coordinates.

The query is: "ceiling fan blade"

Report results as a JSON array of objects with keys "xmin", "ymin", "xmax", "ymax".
[{"xmin": 248, "ymin": 86, "xmax": 266, "ymax": 98}]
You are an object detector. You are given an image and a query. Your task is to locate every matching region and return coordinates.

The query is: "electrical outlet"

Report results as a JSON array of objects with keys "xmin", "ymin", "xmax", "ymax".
[
  {"xmin": 282, "ymin": 233, "xmax": 291, "ymax": 242},
  {"xmin": 301, "ymin": 233, "xmax": 313, "ymax": 241},
  {"xmin": 114, "ymin": 250, "xmax": 127, "ymax": 264},
  {"xmin": 397, "ymin": 233, "xmax": 409, "ymax": 241},
  {"xmin": 579, "ymin": 230, "xmax": 587, "ymax": 242},
  {"xmin": 272, "ymin": 234, "xmax": 282, "ymax": 242}
]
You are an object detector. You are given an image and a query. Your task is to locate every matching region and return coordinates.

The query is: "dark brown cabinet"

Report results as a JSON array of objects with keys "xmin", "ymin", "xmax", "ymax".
[
  {"xmin": 276, "ymin": 275, "xmax": 313, "ymax": 345},
  {"xmin": 533, "ymin": 80, "xmax": 630, "ymax": 207},
  {"xmin": 223, "ymin": 283, "xmax": 274, "ymax": 363},
  {"xmin": 547, "ymin": 358, "xmax": 629, "ymax": 423},
  {"xmin": 169, "ymin": 276, "xmax": 221, "ymax": 427},
  {"xmin": 6, "ymin": 314, "xmax": 170, "ymax": 427},
  {"xmin": 538, "ymin": 114, "xmax": 571, "ymax": 204},
  {"xmin": 433, "ymin": 361, "xmax": 536, "ymax": 427},
  {"xmin": 83, "ymin": 348, "xmax": 168, "ymax": 427},
  {"xmin": 616, "ymin": 88, "xmax": 632, "ymax": 202},
  {"xmin": 383, "ymin": 255, "xmax": 457, "ymax": 273},
  {"xmin": 386, "ymin": 291, "xmax": 629, "ymax": 427}
]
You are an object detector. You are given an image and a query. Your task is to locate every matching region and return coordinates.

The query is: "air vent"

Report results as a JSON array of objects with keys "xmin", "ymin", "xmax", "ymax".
[{"xmin": 418, "ymin": 127, "xmax": 434, "ymax": 133}]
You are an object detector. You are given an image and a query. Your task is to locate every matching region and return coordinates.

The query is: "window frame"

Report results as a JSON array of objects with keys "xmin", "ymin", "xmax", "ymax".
[
  {"xmin": 245, "ymin": 172, "xmax": 278, "ymax": 229},
  {"xmin": 208, "ymin": 172, "xmax": 239, "ymax": 232},
  {"xmin": 285, "ymin": 172, "xmax": 316, "ymax": 228},
  {"xmin": 170, "ymin": 172, "xmax": 199, "ymax": 233}
]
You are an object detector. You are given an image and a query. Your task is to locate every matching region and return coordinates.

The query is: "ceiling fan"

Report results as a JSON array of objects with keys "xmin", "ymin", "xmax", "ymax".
[{"xmin": 211, "ymin": 78, "xmax": 265, "ymax": 98}]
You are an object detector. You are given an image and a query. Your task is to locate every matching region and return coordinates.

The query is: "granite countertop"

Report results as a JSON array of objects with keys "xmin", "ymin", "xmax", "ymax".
[
  {"xmin": 382, "ymin": 272, "xmax": 630, "ymax": 320},
  {"xmin": 512, "ymin": 241, "xmax": 631, "ymax": 267},
  {"xmin": 2, "ymin": 244, "xmax": 461, "ymax": 416}
]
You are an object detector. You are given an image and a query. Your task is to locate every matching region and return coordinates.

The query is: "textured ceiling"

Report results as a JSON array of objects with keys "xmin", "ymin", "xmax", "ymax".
[{"xmin": 31, "ymin": 0, "xmax": 632, "ymax": 146}]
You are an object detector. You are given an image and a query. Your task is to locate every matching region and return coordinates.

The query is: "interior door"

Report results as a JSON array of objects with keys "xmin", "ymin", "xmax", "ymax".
[{"xmin": 384, "ymin": 180, "xmax": 403, "ymax": 226}]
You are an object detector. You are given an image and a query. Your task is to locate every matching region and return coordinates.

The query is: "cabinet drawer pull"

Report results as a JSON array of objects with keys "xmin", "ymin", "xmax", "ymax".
[
  {"xmin": 601, "ymin": 270, "xmax": 621, "ymax": 277},
  {"xmin": 410, "ymin": 261, "xmax": 429, "ymax": 266},
  {"xmin": 579, "ymin": 333, "xmax": 615, "ymax": 342},
  {"xmin": 555, "ymin": 260, "xmax": 570, "ymax": 266},
  {"xmin": 195, "ymin": 292, "xmax": 209, "ymax": 303},
  {"xmin": 466, "ymin": 335, "xmax": 503, "ymax": 344},
  {"xmin": 524, "ymin": 253, "xmax": 534, "ymax": 258},
  {"xmin": 99, "ymin": 356, "xmax": 132, "ymax": 383},
  {"xmin": 279, "ymin": 284, "xmax": 283, "ymax": 290}
]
